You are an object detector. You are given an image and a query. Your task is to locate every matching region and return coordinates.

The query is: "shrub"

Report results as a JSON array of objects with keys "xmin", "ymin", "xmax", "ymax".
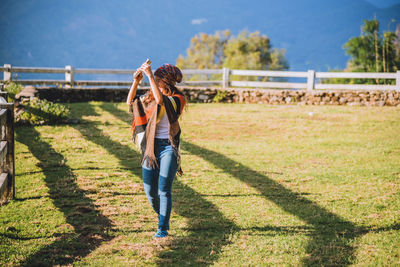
[
  {"xmin": 213, "ymin": 90, "xmax": 227, "ymax": 103},
  {"xmin": 17, "ymin": 98, "xmax": 70, "ymax": 125},
  {"xmin": 3, "ymin": 82, "xmax": 24, "ymax": 102}
]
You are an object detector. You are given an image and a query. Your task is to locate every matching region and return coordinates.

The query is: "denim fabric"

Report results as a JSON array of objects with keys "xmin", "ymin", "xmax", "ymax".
[{"xmin": 142, "ymin": 138, "xmax": 178, "ymax": 231}]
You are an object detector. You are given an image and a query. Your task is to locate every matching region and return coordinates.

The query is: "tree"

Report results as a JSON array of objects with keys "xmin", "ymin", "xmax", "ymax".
[
  {"xmin": 176, "ymin": 30, "xmax": 231, "ymax": 69},
  {"xmin": 395, "ymin": 24, "xmax": 400, "ymax": 61},
  {"xmin": 268, "ymin": 48, "xmax": 290, "ymax": 71},
  {"xmin": 223, "ymin": 31, "xmax": 271, "ymax": 70},
  {"xmin": 343, "ymin": 19, "xmax": 400, "ymax": 79},
  {"xmin": 176, "ymin": 30, "xmax": 289, "ymax": 78}
]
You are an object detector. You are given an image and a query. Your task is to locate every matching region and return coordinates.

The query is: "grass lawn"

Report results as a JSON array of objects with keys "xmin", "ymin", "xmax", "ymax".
[{"xmin": 0, "ymin": 102, "xmax": 399, "ymax": 266}]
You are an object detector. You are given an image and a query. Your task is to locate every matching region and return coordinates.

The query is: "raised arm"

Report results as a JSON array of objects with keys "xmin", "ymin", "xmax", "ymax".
[
  {"xmin": 126, "ymin": 69, "xmax": 143, "ymax": 105},
  {"xmin": 140, "ymin": 62, "xmax": 164, "ymax": 105}
]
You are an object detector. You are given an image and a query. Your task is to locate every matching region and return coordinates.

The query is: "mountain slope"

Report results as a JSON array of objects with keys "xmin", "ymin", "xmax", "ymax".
[{"xmin": 0, "ymin": 0, "xmax": 399, "ymax": 71}]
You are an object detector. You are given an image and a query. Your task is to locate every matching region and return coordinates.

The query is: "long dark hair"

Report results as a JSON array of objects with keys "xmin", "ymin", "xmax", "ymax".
[{"xmin": 144, "ymin": 80, "xmax": 185, "ymax": 103}]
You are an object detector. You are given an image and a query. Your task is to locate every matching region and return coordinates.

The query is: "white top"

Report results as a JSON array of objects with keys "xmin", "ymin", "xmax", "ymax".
[{"xmin": 155, "ymin": 113, "xmax": 169, "ymax": 139}]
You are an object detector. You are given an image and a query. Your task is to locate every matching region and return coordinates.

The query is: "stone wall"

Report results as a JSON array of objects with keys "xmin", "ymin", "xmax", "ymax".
[
  {"xmin": 34, "ymin": 87, "xmax": 400, "ymax": 107},
  {"xmin": 182, "ymin": 88, "xmax": 400, "ymax": 106},
  {"xmin": 35, "ymin": 87, "xmax": 138, "ymax": 102}
]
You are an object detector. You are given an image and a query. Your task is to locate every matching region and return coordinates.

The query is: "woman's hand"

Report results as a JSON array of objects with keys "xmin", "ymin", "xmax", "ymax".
[
  {"xmin": 139, "ymin": 61, "xmax": 162, "ymax": 105},
  {"xmin": 139, "ymin": 62, "xmax": 153, "ymax": 78},
  {"xmin": 133, "ymin": 68, "xmax": 143, "ymax": 81},
  {"xmin": 127, "ymin": 67, "xmax": 144, "ymax": 105}
]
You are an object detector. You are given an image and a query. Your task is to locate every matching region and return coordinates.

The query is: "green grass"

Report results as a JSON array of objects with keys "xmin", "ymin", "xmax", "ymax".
[{"xmin": 1, "ymin": 102, "xmax": 399, "ymax": 266}]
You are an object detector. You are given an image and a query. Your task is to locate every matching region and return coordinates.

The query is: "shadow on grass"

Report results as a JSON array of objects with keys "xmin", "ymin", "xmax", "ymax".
[
  {"xmin": 0, "ymin": 232, "xmax": 62, "ymax": 241},
  {"xmin": 181, "ymin": 141, "xmax": 361, "ymax": 266},
  {"xmin": 16, "ymin": 125, "xmax": 114, "ymax": 266},
  {"xmin": 14, "ymin": 102, "xmax": 399, "ymax": 266},
  {"xmin": 102, "ymin": 103, "xmax": 363, "ymax": 266},
  {"xmin": 62, "ymin": 103, "xmax": 237, "ymax": 266}
]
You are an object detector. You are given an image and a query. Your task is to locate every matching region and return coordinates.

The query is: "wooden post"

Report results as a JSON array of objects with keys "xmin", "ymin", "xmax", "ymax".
[
  {"xmin": 65, "ymin": 65, "xmax": 74, "ymax": 88},
  {"xmin": 3, "ymin": 64, "xmax": 11, "ymax": 82},
  {"xmin": 0, "ymin": 103, "xmax": 14, "ymax": 201},
  {"xmin": 7, "ymin": 105, "xmax": 14, "ymax": 198},
  {"xmin": 222, "ymin": 68, "xmax": 230, "ymax": 89},
  {"xmin": 396, "ymin": 71, "xmax": 400, "ymax": 92},
  {"xmin": 307, "ymin": 70, "xmax": 315, "ymax": 91}
]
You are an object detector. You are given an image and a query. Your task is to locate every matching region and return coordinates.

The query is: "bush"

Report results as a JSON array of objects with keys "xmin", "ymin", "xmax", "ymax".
[
  {"xmin": 213, "ymin": 90, "xmax": 227, "ymax": 103},
  {"xmin": 3, "ymin": 82, "xmax": 23, "ymax": 102},
  {"xmin": 17, "ymin": 98, "xmax": 70, "ymax": 125}
]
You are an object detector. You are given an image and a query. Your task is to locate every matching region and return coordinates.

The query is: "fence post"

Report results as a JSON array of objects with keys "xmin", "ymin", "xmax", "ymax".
[
  {"xmin": 65, "ymin": 65, "xmax": 74, "ymax": 88},
  {"xmin": 222, "ymin": 68, "xmax": 230, "ymax": 89},
  {"xmin": 307, "ymin": 70, "xmax": 315, "ymax": 91},
  {"xmin": 396, "ymin": 71, "xmax": 400, "ymax": 92},
  {"xmin": 0, "ymin": 102, "xmax": 15, "ymax": 202},
  {"xmin": 6, "ymin": 105, "xmax": 14, "ymax": 198},
  {"xmin": 3, "ymin": 64, "xmax": 12, "ymax": 82}
]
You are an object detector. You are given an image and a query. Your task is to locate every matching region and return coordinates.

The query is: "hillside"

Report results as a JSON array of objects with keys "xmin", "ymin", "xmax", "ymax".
[{"xmin": 0, "ymin": 0, "xmax": 399, "ymax": 72}]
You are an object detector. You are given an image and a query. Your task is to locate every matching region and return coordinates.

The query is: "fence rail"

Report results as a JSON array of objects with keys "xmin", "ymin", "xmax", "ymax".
[
  {"xmin": 0, "ymin": 83, "xmax": 15, "ymax": 206},
  {"xmin": 2, "ymin": 64, "xmax": 400, "ymax": 91}
]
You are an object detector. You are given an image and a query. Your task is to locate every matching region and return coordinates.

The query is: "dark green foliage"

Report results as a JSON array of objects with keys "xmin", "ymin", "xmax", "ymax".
[
  {"xmin": 3, "ymin": 83, "xmax": 71, "ymax": 125},
  {"xmin": 212, "ymin": 90, "xmax": 227, "ymax": 103},
  {"xmin": 17, "ymin": 98, "xmax": 70, "ymax": 125},
  {"xmin": 3, "ymin": 82, "xmax": 24, "ymax": 102},
  {"xmin": 340, "ymin": 18, "xmax": 400, "ymax": 84}
]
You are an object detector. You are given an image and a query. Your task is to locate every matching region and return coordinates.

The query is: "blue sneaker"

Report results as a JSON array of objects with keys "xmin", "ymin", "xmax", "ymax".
[{"xmin": 153, "ymin": 229, "xmax": 168, "ymax": 239}]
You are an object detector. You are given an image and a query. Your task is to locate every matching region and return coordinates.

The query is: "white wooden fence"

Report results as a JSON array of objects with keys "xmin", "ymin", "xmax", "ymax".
[{"xmin": 2, "ymin": 64, "xmax": 400, "ymax": 91}]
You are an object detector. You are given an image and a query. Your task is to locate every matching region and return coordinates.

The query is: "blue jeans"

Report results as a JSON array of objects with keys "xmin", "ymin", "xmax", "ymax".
[{"xmin": 142, "ymin": 138, "xmax": 178, "ymax": 231}]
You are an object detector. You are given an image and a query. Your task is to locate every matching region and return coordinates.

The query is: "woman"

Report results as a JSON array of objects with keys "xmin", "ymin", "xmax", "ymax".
[{"xmin": 126, "ymin": 60, "xmax": 186, "ymax": 238}]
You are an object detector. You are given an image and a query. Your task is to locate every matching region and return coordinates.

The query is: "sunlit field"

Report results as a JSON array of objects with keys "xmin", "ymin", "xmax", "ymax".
[{"xmin": 1, "ymin": 102, "xmax": 399, "ymax": 266}]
